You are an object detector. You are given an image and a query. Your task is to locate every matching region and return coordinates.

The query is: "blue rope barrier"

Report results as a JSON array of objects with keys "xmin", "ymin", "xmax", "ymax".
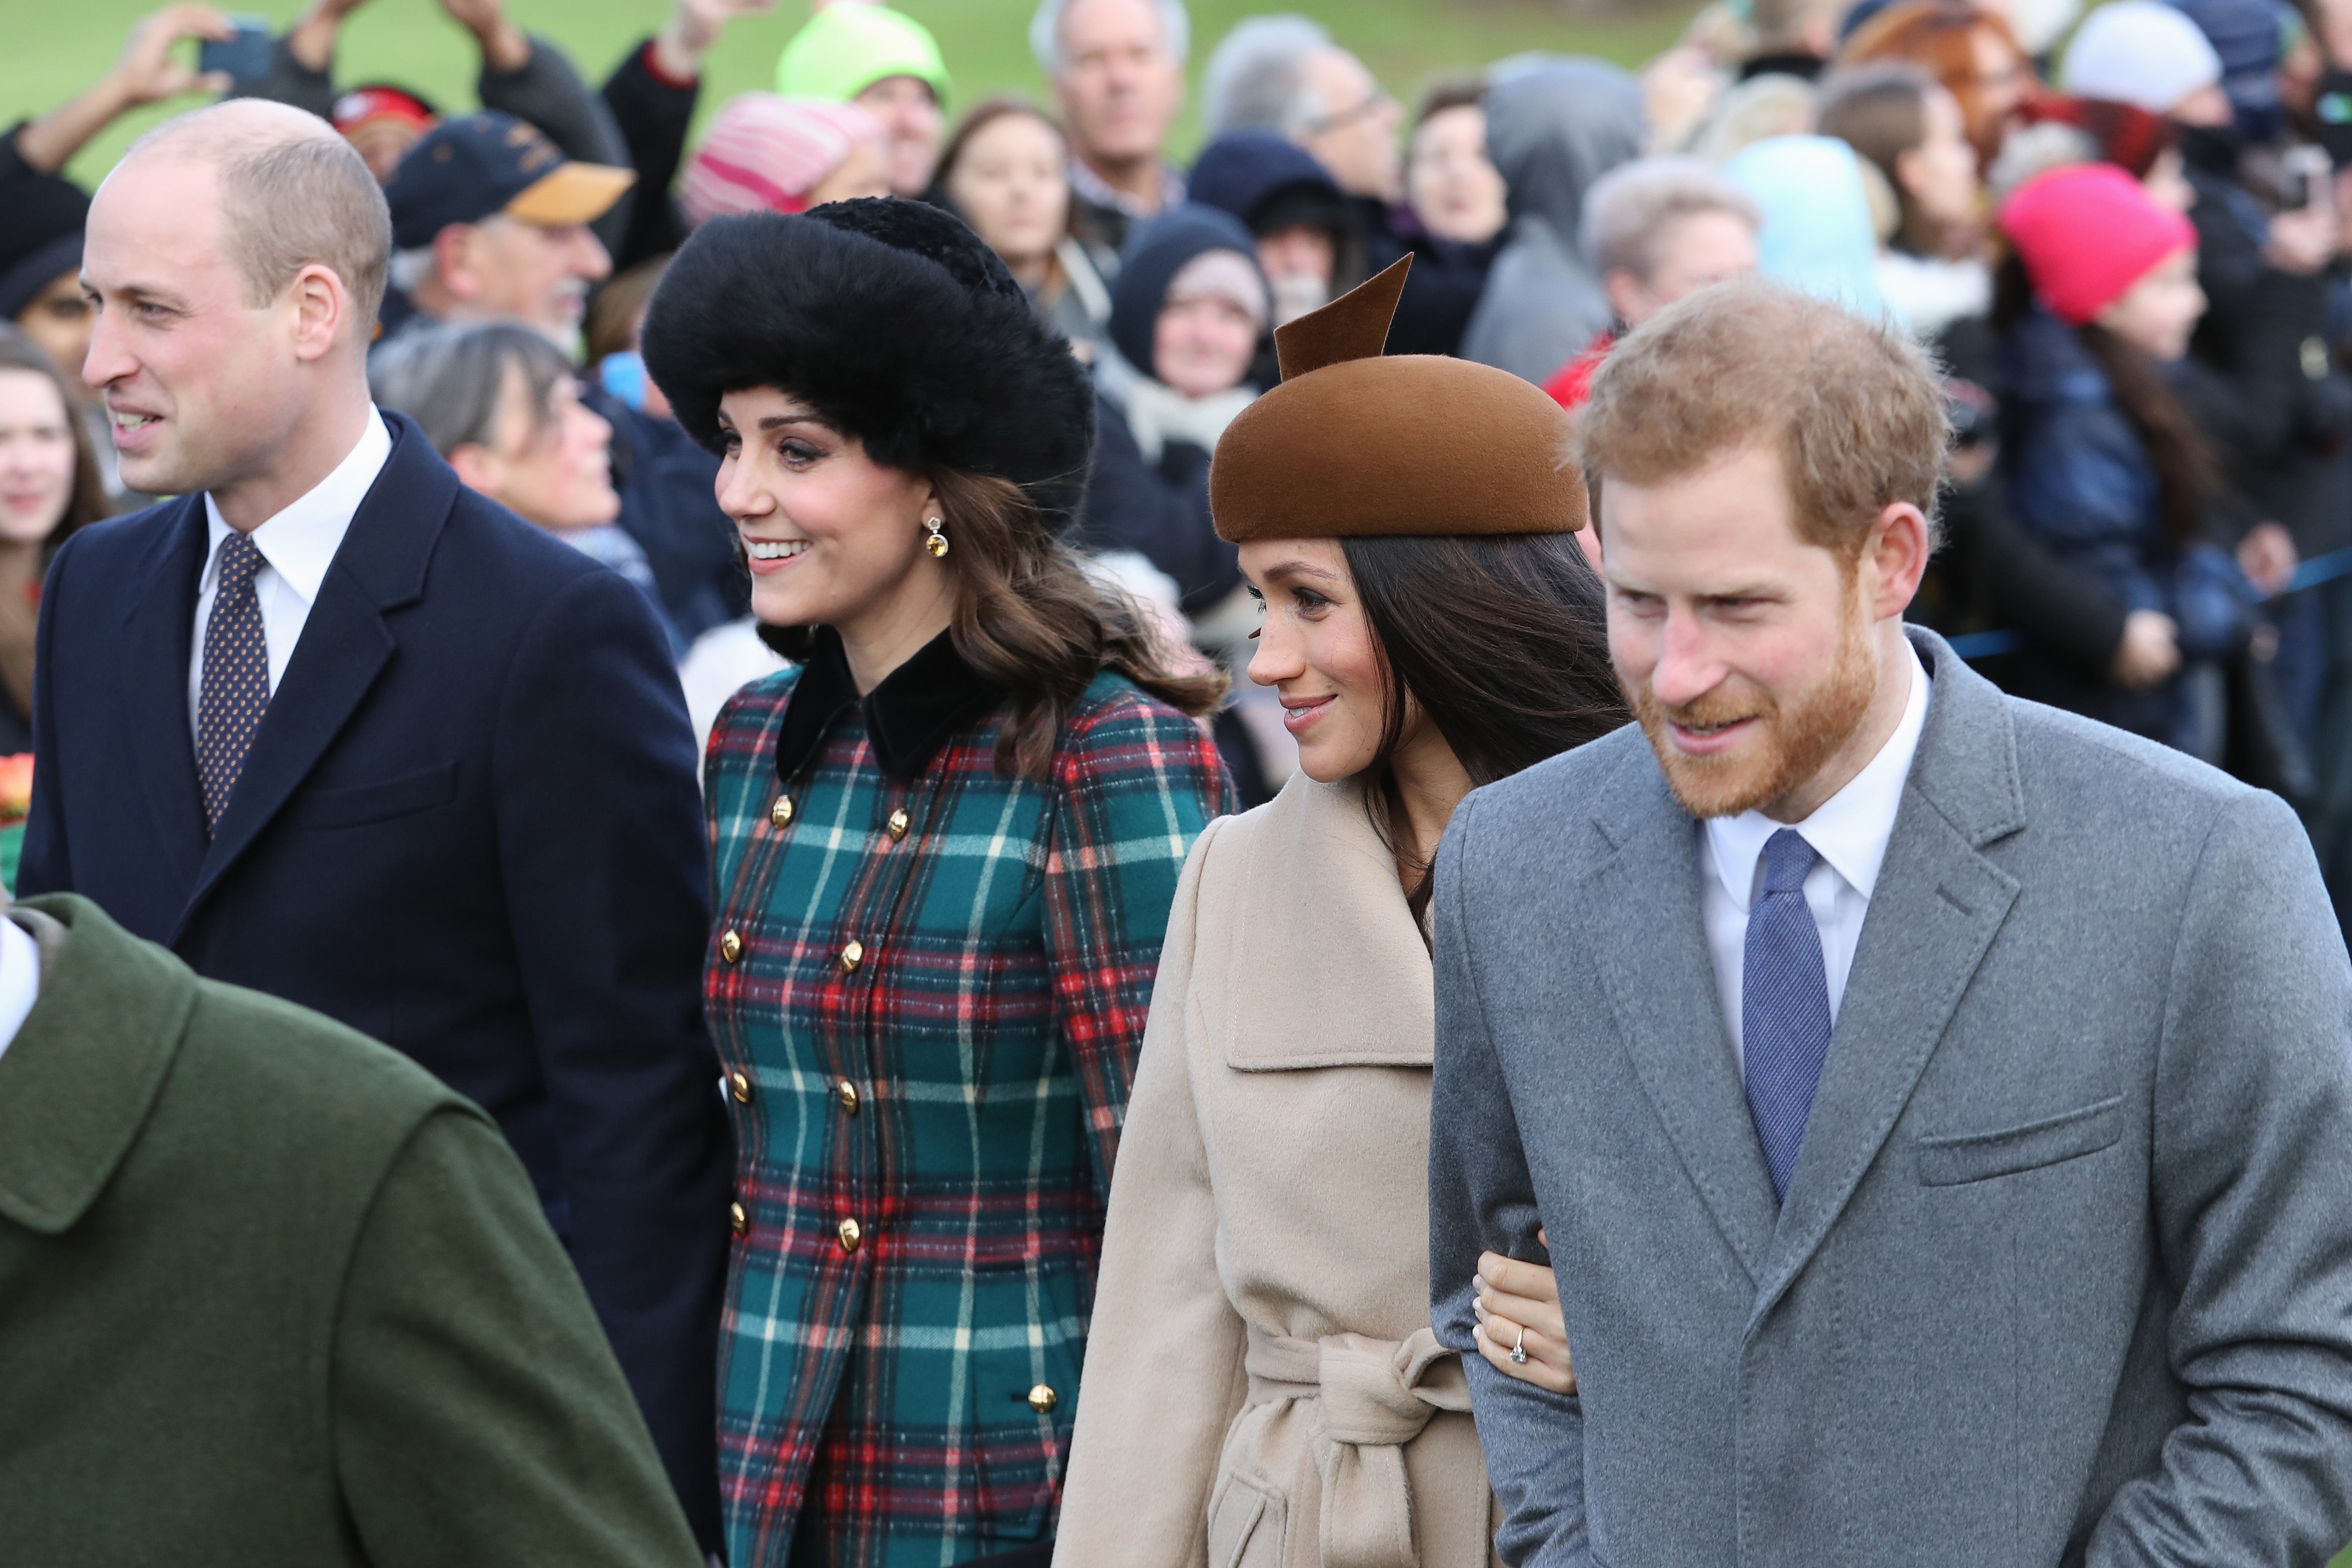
[{"xmin": 1946, "ymin": 541, "xmax": 2352, "ymax": 662}]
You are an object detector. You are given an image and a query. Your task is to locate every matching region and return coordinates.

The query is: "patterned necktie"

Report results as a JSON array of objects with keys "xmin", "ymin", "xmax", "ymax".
[
  {"xmin": 1743, "ymin": 828, "xmax": 1833, "ymax": 1203},
  {"xmin": 196, "ymin": 532, "xmax": 271, "ymax": 835}
]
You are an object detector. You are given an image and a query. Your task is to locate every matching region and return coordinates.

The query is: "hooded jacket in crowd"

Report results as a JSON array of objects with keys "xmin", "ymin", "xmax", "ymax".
[
  {"xmin": 1459, "ymin": 57, "xmax": 1643, "ymax": 384},
  {"xmin": 1189, "ymin": 131, "xmax": 1367, "ymax": 387},
  {"xmin": 1078, "ymin": 206, "xmax": 1263, "ymax": 622}
]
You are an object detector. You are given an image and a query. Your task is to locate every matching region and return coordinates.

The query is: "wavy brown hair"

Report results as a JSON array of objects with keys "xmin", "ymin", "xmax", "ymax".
[{"xmin": 759, "ymin": 469, "xmax": 1226, "ymax": 777}]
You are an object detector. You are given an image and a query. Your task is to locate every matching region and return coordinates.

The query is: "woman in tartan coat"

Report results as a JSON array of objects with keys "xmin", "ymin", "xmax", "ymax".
[{"xmin": 642, "ymin": 200, "xmax": 1236, "ymax": 1568}]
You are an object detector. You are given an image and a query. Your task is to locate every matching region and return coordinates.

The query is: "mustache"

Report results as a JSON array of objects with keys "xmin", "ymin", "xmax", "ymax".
[{"xmin": 1624, "ymin": 672, "xmax": 1773, "ymax": 730}]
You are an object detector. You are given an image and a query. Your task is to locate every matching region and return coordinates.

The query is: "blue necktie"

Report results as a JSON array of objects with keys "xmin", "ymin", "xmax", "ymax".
[
  {"xmin": 1744, "ymin": 829, "xmax": 1832, "ymax": 1203},
  {"xmin": 196, "ymin": 533, "xmax": 271, "ymax": 836}
]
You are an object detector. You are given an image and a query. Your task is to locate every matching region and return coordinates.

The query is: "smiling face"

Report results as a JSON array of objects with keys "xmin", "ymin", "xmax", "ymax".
[
  {"xmin": 1240, "ymin": 535, "xmax": 1424, "ymax": 782},
  {"xmin": 1154, "ymin": 290, "xmax": 1257, "ymax": 398},
  {"xmin": 714, "ymin": 385, "xmax": 950, "ymax": 655},
  {"xmin": 0, "ymin": 368, "xmax": 77, "ymax": 545},
  {"xmin": 80, "ymin": 155, "xmax": 312, "ymax": 501},
  {"xmin": 1603, "ymin": 443, "xmax": 1923, "ymax": 821}
]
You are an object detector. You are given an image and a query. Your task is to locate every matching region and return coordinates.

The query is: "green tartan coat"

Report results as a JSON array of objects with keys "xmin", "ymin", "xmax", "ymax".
[{"xmin": 703, "ymin": 629, "xmax": 1235, "ymax": 1567}]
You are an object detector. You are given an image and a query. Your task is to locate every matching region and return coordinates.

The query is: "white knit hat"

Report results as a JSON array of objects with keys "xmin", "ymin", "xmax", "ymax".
[{"xmin": 2059, "ymin": 0, "xmax": 2224, "ymax": 115}]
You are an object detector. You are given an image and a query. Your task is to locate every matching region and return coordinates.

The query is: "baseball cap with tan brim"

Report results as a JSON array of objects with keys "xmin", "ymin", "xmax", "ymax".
[{"xmin": 385, "ymin": 110, "xmax": 636, "ymax": 250}]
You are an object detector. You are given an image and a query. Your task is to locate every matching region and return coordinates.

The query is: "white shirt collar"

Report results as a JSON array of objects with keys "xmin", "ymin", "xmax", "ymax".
[
  {"xmin": 1704, "ymin": 638, "xmax": 1932, "ymax": 913},
  {"xmin": 201, "ymin": 408, "xmax": 392, "ymax": 602}
]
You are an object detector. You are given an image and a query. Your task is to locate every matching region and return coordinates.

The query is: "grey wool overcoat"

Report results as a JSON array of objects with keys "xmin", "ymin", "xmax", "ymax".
[
  {"xmin": 1428, "ymin": 628, "xmax": 2352, "ymax": 1568},
  {"xmin": 1059, "ymin": 774, "xmax": 1500, "ymax": 1568}
]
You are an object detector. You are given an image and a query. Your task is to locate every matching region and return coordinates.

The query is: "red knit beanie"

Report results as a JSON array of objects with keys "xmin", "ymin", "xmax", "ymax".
[{"xmin": 1997, "ymin": 162, "xmax": 2197, "ymax": 326}]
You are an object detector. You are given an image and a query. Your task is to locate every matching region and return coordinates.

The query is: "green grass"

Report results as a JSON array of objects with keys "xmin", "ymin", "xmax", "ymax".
[{"xmin": 1, "ymin": 0, "xmax": 1696, "ymax": 189}]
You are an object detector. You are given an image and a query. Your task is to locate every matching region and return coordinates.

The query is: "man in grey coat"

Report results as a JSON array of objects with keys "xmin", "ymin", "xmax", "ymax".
[{"xmin": 1428, "ymin": 277, "xmax": 2352, "ymax": 1567}]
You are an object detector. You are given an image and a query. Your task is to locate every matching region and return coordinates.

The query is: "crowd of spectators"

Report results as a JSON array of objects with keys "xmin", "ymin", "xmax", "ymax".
[{"xmin": 12, "ymin": 0, "xmax": 2352, "ymax": 920}]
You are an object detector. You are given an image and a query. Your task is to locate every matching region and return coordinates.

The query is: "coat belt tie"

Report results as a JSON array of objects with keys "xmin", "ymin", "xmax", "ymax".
[{"xmin": 1243, "ymin": 1326, "xmax": 1471, "ymax": 1568}]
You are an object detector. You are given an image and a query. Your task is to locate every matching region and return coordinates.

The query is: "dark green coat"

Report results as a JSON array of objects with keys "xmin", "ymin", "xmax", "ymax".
[{"xmin": 0, "ymin": 895, "xmax": 704, "ymax": 1567}]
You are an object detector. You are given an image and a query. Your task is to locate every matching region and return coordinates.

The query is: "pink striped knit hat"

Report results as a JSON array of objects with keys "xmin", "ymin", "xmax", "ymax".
[{"xmin": 680, "ymin": 94, "xmax": 882, "ymax": 227}]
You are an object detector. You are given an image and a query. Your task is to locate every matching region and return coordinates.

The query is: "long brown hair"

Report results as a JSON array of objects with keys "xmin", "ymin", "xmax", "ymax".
[
  {"xmin": 760, "ymin": 469, "xmax": 1226, "ymax": 777},
  {"xmin": 1339, "ymin": 531, "xmax": 1626, "ymax": 922},
  {"xmin": 1838, "ymin": 0, "xmax": 2031, "ymax": 163},
  {"xmin": 0, "ymin": 327, "xmax": 106, "ymax": 541},
  {"xmin": 1817, "ymin": 64, "xmax": 1944, "ymax": 257},
  {"xmin": 1993, "ymin": 253, "xmax": 2215, "ymax": 547}
]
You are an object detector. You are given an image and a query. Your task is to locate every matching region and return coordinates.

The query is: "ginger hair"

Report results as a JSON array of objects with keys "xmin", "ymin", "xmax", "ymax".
[{"xmin": 1579, "ymin": 277, "xmax": 1949, "ymax": 560}]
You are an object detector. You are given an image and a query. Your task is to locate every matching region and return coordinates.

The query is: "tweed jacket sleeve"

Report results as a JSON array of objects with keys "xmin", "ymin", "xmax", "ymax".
[
  {"xmin": 1428, "ymin": 790, "xmax": 1594, "ymax": 1568},
  {"xmin": 2082, "ymin": 789, "xmax": 2352, "ymax": 1564},
  {"xmin": 1043, "ymin": 691, "xmax": 1236, "ymax": 1194},
  {"xmin": 332, "ymin": 1108, "xmax": 705, "ymax": 1568}
]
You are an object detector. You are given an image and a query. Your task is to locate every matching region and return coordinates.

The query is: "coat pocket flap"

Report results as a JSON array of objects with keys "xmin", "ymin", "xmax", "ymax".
[
  {"xmin": 1916, "ymin": 1094, "xmax": 2125, "ymax": 1186},
  {"xmin": 295, "ymin": 761, "xmax": 458, "ymax": 828}
]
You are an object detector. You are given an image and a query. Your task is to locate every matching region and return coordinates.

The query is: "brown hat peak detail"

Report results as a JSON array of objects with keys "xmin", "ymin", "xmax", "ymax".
[
  {"xmin": 1274, "ymin": 254, "xmax": 1410, "ymax": 379},
  {"xmin": 1211, "ymin": 258, "xmax": 1586, "ymax": 542}
]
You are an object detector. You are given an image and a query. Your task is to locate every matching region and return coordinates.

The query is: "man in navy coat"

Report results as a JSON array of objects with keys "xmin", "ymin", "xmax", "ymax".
[{"xmin": 24, "ymin": 100, "xmax": 729, "ymax": 1547}]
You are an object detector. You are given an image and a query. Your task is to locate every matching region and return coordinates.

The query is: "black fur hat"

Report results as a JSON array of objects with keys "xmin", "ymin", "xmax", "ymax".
[{"xmin": 642, "ymin": 199, "xmax": 1093, "ymax": 530}]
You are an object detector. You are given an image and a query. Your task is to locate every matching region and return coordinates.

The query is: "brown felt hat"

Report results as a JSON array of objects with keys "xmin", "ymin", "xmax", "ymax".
[{"xmin": 1210, "ymin": 257, "xmax": 1586, "ymax": 541}]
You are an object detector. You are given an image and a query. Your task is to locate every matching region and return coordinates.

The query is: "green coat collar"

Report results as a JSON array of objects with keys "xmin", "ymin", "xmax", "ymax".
[{"xmin": 0, "ymin": 894, "xmax": 198, "ymax": 1235}]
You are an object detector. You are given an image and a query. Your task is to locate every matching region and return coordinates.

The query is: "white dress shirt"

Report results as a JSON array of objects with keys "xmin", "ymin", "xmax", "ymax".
[
  {"xmin": 1699, "ymin": 641, "xmax": 1932, "ymax": 1066},
  {"xmin": 189, "ymin": 409, "xmax": 393, "ymax": 735},
  {"xmin": 0, "ymin": 915, "xmax": 42, "ymax": 1069}
]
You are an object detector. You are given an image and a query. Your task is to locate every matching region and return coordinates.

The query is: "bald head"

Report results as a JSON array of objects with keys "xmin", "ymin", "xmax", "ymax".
[{"xmin": 111, "ymin": 100, "xmax": 391, "ymax": 334}]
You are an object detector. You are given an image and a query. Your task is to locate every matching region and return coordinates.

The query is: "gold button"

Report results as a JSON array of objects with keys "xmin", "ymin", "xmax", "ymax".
[
  {"xmin": 729, "ymin": 1201, "xmax": 748, "ymax": 1237},
  {"xmin": 836, "ymin": 1079, "xmax": 860, "ymax": 1115},
  {"xmin": 771, "ymin": 794, "xmax": 795, "ymax": 829},
  {"xmin": 838, "ymin": 1216, "xmax": 862, "ymax": 1252},
  {"xmin": 1026, "ymin": 1383, "xmax": 1058, "ymax": 1413},
  {"xmin": 840, "ymin": 939, "xmax": 864, "ymax": 972},
  {"xmin": 730, "ymin": 1070, "xmax": 752, "ymax": 1103},
  {"xmin": 885, "ymin": 807, "xmax": 910, "ymax": 842},
  {"xmin": 719, "ymin": 930, "xmax": 743, "ymax": 964}
]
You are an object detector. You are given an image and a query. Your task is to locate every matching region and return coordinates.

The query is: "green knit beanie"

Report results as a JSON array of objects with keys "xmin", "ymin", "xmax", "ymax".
[{"xmin": 774, "ymin": 6, "xmax": 951, "ymax": 105}]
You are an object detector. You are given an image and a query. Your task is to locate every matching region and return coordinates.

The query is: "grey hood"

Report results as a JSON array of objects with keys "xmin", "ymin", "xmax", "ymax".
[
  {"xmin": 1459, "ymin": 57, "xmax": 1646, "ymax": 385},
  {"xmin": 1482, "ymin": 56, "xmax": 1646, "ymax": 234}
]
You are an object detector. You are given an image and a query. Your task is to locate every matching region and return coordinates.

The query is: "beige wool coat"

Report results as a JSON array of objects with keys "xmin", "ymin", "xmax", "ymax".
[{"xmin": 1055, "ymin": 774, "xmax": 1499, "ymax": 1568}]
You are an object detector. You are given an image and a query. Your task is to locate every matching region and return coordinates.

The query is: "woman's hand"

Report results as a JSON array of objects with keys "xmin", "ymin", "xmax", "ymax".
[{"xmin": 1470, "ymin": 1231, "xmax": 1574, "ymax": 1395}]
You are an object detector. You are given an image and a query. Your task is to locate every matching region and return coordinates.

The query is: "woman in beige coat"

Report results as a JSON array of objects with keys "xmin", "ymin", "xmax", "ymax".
[{"xmin": 1054, "ymin": 260, "xmax": 1625, "ymax": 1568}]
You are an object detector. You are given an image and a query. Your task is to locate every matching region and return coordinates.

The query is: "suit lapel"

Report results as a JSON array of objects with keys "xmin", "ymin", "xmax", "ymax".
[
  {"xmin": 1587, "ymin": 778, "xmax": 1780, "ymax": 1283},
  {"xmin": 172, "ymin": 416, "xmax": 455, "ymax": 940},
  {"xmin": 1752, "ymin": 631, "xmax": 2027, "ymax": 1320},
  {"xmin": 118, "ymin": 498, "xmax": 209, "ymax": 890}
]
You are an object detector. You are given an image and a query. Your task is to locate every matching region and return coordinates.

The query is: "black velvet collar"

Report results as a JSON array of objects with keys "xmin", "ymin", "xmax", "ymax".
[{"xmin": 772, "ymin": 626, "xmax": 1008, "ymax": 785}]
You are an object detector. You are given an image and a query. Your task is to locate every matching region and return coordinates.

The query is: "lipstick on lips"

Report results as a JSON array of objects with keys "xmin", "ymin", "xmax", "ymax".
[
  {"xmin": 742, "ymin": 536, "xmax": 809, "ymax": 575},
  {"xmin": 1279, "ymin": 691, "xmax": 1335, "ymax": 735}
]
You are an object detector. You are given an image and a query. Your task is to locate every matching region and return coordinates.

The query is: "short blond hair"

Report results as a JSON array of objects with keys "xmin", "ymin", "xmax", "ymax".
[
  {"xmin": 1580, "ymin": 276, "xmax": 1948, "ymax": 556},
  {"xmin": 123, "ymin": 102, "xmax": 391, "ymax": 334}
]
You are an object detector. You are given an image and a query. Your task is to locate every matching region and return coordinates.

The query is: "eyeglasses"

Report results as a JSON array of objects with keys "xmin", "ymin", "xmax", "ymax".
[{"xmin": 1302, "ymin": 89, "xmax": 1396, "ymax": 136}]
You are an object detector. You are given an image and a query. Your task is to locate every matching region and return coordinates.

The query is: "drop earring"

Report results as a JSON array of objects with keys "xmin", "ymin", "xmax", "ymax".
[{"xmin": 924, "ymin": 516, "xmax": 949, "ymax": 559}]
